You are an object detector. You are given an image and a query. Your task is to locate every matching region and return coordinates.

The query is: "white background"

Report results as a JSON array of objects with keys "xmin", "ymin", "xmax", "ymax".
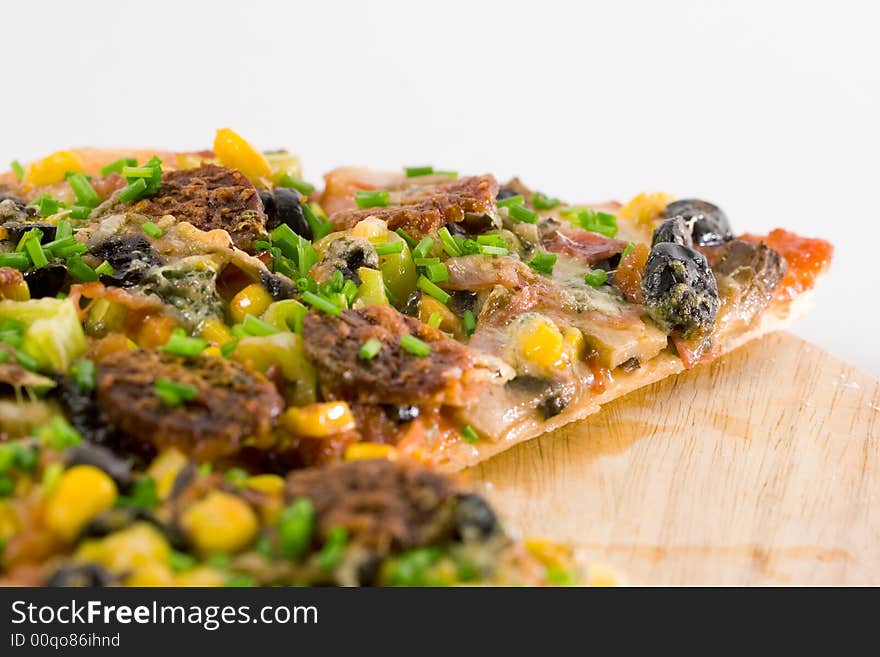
[{"xmin": 3, "ymin": 0, "xmax": 878, "ymax": 375}]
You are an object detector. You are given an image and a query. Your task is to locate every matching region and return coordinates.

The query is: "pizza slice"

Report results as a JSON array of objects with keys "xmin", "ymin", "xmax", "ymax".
[{"xmin": 0, "ymin": 130, "xmax": 832, "ymax": 482}]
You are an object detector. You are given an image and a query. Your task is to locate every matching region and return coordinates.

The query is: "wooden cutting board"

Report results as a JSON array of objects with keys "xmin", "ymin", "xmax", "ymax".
[{"xmin": 468, "ymin": 332, "xmax": 880, "ymax": 585}]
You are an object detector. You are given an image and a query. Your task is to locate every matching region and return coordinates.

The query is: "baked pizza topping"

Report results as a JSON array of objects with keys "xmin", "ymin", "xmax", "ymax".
[{"xmin": 0, "ymin": 129, "xmax": 832, "ymax": 586}]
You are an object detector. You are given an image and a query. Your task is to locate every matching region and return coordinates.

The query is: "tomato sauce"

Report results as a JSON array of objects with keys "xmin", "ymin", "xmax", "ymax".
[{"xmin": 741, "ymin": 229, "xmax": 833, "ymax": 302}]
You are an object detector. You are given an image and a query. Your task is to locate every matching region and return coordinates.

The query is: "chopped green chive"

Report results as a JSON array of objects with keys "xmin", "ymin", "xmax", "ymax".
[
  {"xmin": 141, "ymin": 221, "xmax": 163, "ymax": 239},
  {"xmin": 528, "ymin": 251, "xmax": 557, "ymax": 275},
  {"xmin": 220, "ymin": 339, "xmax": 239, "ymax": 358},
  {"xmin": 412, "ymin": 236, "xmax": 434, "ymax": 260},
  {"xmin": 427, "ymin": 311, "xmax": 442, "ymax": 329},
  {"xmin": 375, "ymin": 240, "xmax": 404, "ymax": 256},
  {"xmin": 99, "ymin": 157, "xmax": 137, "ymax": 177},
  {"xmin": 277, "ymin": 174, "xmax": 315, "ymax": 195},
  {"xmin": 121, "ymin": 166, "xmax": 155, "ymax": 179},
  {"xmin": 14, "ymin": 349, "xmax": 39, "ymax": 372},
  {"xmin": 461, "ymin": 425, "xmax": 479, "ymax": 443},
  {"xmin": 71, "ymin": 359, "xmax": 96, "ymax": 391},
  {"xmin": 243, "ymin": 314, "xmax": 281, "ymax": 337},
  {"xmin": 302, "ymin": 203, "xmax": 333, "ymax": 240},
  {"xmin": 317, "ymin": 525, "xmax": 349, "ymax": 572},
  {"xmin": 404, "ymin": 165, "xmax": 434, "ymax": 177},
  {"xmin": 0, "ymin": 253, "xmax": 29, "ymax": 270},
  {"xmin": 54, "ymin": 242, "xmax": 88, "ymax": 258},
  {"xmin": 462, "ymin": 310, "xmax": 477, "ymax": 336},
  {"xmin": 435, "ymin": 170, "xmax": 458, "ymax": 178},
  {"xmin": 414, "ymin": 257, "xmax": 440, "ymax": 267},
  {"xmin": 66, "ymin": 172, "xmax": 100, "ymax": 208},
  {"xmin": 354, "ymin": 189, "xmax": 390, "ymax": 209},
  {"xmin": 154, "ymin": 378, "xmax": 198, "ymax": 407},
  {"xmin": 15, "ymin": 227, "xmax": 42, "ymax": 253},
  {"xmin": 532, "ymin": 192, "xmax": 561, "ymax": 210},
  {"xmin": 168, "ymin": 550, "xmax": 198, "ymax": 573},
  {"xmin": 508, "ymin": 204, "xmax": 538, "ymax": 224},
  {"xmin": 10, "ymin": 160, "xmax": 24, "ymax": 181},
  {"xmin": 400, "ymin": 334, "xmax": 431, "ymax": 357},
  {"xmin": 94, "ymin": 260, "xmax": 114, "ymax": 276},
  {"xmin": 417, "ymin": 275, "xmax": 450, "ymax": 305},
  {"xmin": 302, "ymin": 291, "xmax": 341, "ymax": 316},
  {"xmin": 563, "ymin": 207, "xmax": 618, "ymax": 237},
  {"xmin": 476, "ymin": 234, "xmax": 506, "ymax": 248},
  {"xmin": 497, "ymin": 194, "xmax": 524, "ymax": 208},
  {"xmin": 68, "ymin": 205, "xmax": 92, "ymax": 220},
  {"xmin": 425, "ymin": 261, "xmax": 448, "ymax": 283},
  {"xmin": 342, "ymin": 279, "xmax": 358, "ymax": 305},
  {"xmin": 36, "ymin": 196, "xmax": 60, "ymax": 217},
  {"xmin": 621, "ymin": 241, "xmax": 635, "ymax": 259},
  {"xmin": 118, "ymin": 177, "xmax": 148, "ymax": 203},
  {"xmin": 395, "ymin": 228, "xmax": 417, "ymax": 249},
  {"xmin": 584, "ymin": 269, "xmax": 609, "ymax": 287},
  {"xmin": 41, "ymin": 416, "xmax": 83, "ymax": 450},
  {"xmin": 437, "ymin": 227, "xmax": 462, "ymax": 257},
  {"xmin": 66, "ymin": 255, "xmax": 98, "ymax": 282},
  {"xmin": 477, "ymin": 245, "xmax": 508, "ymax": 256},
  {"xmin": 24, "ymin": 240, "xmax": 48, "ymax": 269},
  {"xmin": 43, "ymin": 236, "xmax": 77, "ymax": 254},
  {"xmin": 116, "ymin": 475, "xmax": 159, "ymax": 510},
  {"xmin": 358, "ymin": 338, "xmax": 382, "ymax": 360},
  {"xmin": 162, "ymin": 330, "xmax": 207, "ymax": 358},
  {"xmin": 55, "ymin": 219, "xmax": 72, "ymax": 240},
  {"xmin": 278, "ymin": 497, "xmax": 315, "ymax": 560}
]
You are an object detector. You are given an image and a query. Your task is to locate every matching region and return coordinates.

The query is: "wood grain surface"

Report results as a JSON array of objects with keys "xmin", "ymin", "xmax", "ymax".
[{"xmin": 468, "ymin": 332, "xmax": 880, "ymax": 585}]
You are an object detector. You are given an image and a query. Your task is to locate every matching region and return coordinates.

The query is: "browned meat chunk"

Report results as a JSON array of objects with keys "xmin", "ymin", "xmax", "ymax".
[
  {"xmin": 96, "ymin": 350, "xmax": 282, "ymax": 461},
  {"xmin": 302, "ymin": 305, "xmax": 494, "ymax": 407},
  {"xmin": 125, "ymin": 165, "xmax": 266, "ymax": 251},
  {"xmin": 328, "ymin": 175, "xmax": 499, "ymax": 238},
  {"xmin": 284, "ymin": 459, "xmax": 459, "ymax": 550}
]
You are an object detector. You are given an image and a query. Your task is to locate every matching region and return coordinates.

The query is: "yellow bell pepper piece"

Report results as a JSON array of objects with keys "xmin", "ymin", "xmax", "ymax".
[
  {"xmin": 24, "ymin": 150, "xmax": 83, "ymax": 186},
  {"xmin": 213, "ymin": 128, "xmax": 272, "ymax": 186},
  {"xmin": 180, "ymin": 491, "xmax": 258, "ymax": 555},
  {"xmin": 283, "ymin": 402, "xmax": 355, "ymax": 437},
  {"xmin": 231, "ymin": 332, "xmax": 317, "ymax": 405},
  {"xmin": 44, "ymin": 465, "xmax": 117, "ymax": 540},
  {"xmin": 617, "ymin": 191, "xmax": 676, "ymax": 227}
]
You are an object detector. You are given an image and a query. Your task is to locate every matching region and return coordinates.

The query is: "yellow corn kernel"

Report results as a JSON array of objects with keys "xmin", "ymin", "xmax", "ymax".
[
  {"xmin": 511, "ymin": 314, "xmax": 565, "ymax": 375},
  {"xmin": 562, "ymin": 326, "xmax": 585, "ymax": 361},
  {"xmin": 147, "ymin": 448, "xmax": 188, "ymax": 499},
  {"xmin": 125, "ymin": 563, "xmax": 175, "ymax": 587},
  {"xmin": 202, "ymin": 345, "xmax": 222, "ymax": 358},
  {"xmin": 181, "ymin": 491, "xmax": 258, "ymax": 555},
  {"xmin": 0, "ymin": 277, "xmax": 30, "ymax": 301},
  {"xmin": 617, "ymin": 191, "xmax": 676, "ymax": 227},
  {"xmin": 586, "ymin": 561, "xmax": 621, "ymax": 587},
  {"xmin": 24, "ymin": 150, "xmax": 83, "ymax": 186},
  {"xmin": 200, "ymin": 317, "xmax": 234, "ymax": 345},
  {"xmin": 76, "ymin": 522, "xmax": 171, "ymax": 573},
  {"xmin": 44, "ymin": 465, "xmax": 117, "ymax": 540},
  {"xmin": 524, "ymin": 537, "xmax": 573, "ymax": 570},
  {"xmin": 175, "ymin": 566, "xmax": 225, "ymax": 587},
  {"xmin": 213, "ymin": 128, "xmax": 272, "ymax": 186},
  {"xmin": 245, "ymin": 474, "xmax": 285, "ymax": 496},
  {"xmin": 351, "ymin": 217, "xmax": 389, "ymax": 240},
  {"xmin": 228, "ymin": 283, "xmax": 273, "ymax": 325},
  {"xmin": 0, "ymin": 500, "xmax": 20, "ymax": 540},
  {"xmin": 344, "ymin": 442, "xmax": 397, "ymax": 461},
  {"xmin": 283, "ymin": 402, "xmax": 356, "ymax": 437}
]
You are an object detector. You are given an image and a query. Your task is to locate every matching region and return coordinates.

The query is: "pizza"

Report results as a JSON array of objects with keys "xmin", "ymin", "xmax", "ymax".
[{"xmin": 0, "ymin": 129, "xmax": 830, "ymax": 586}]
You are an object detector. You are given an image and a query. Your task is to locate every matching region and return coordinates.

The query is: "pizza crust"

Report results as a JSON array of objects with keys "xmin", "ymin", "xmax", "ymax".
[{"xmin": 435, "ymin": 290, "xmax": 817, "ymax": 472}]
